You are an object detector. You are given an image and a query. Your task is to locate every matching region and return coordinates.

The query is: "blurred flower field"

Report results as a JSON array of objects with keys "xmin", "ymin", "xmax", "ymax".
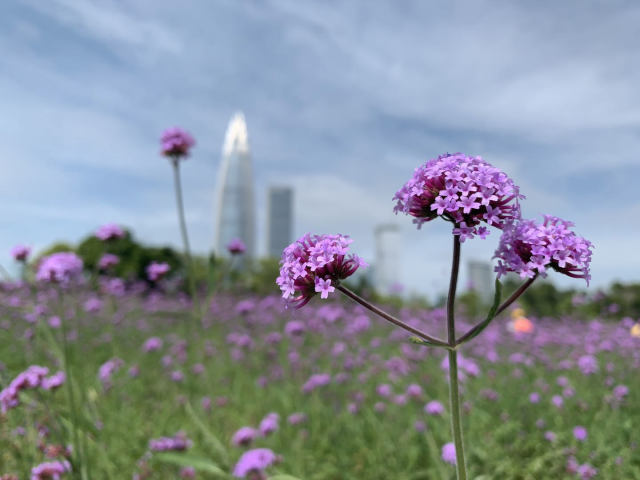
[{"xmin": 1, "ymin": 282, "xmax": 639, "ymax": 479}]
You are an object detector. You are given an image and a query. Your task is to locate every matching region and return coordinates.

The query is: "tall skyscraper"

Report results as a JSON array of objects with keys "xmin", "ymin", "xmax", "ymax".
[
  {"xmin": 374, "ymin": 224, "xmax": 401, "ymax": 295},
  {"xmin": 468, "ymin": 261, "xmax": 494, "ymax": 303},
  {"xmin": 266, "ymin": 186, "xmax": 293, "ymax": 258},
  {"xmin": 214, "ymin": 112, "xmax": 256, "ymax": 260}
]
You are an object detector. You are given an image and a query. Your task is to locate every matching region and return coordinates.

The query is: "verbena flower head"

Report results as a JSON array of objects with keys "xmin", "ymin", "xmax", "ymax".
[
  {"xmin": 98, "ymin": 253, "xmax": 120, "ymax": 270},
  {"xmin": 493, "ymin": 215, "xmax": 594, "ymax": 284},
  {"xmin": 36, "ymin": 253, "xmax": 83, "ymax": 285},
  {"xmin": 95, "ymin": 224, "xmax": 125, "ymax": 241},
  {"xmin": 441, "ymin": 443, "xmax": 457, "ymax": 465},
  {"xmin": 227, "ymin": 238, "xmax": 246, "ymax": 255},
  {"xmin": 148, "ymin": 432, "xmax": 192, "ymax": 452},
  {"xmin": 146, "ymin": 262, "xmax": 170, "ymax": 282},
  {"xmin": 277, "ymin": 234, "xmax": 368, "ymax": 308},
  {"xmin": 11, "ymin": 245, "xmax": 31, "ymax": 262},
  {"xmin": 393, "ymin": 153, "xmax": 523, "ymax": 241},
  {"xmin": 160, "ymin": 127, "xmax": 196, "ymax": 159},
  {"xmin": 233, "ymin": 448, "xmax": 278, "ymax": 478},
  {"xmin": 31, "ymin": 460, "xmax": 72, "ymax": 480}
]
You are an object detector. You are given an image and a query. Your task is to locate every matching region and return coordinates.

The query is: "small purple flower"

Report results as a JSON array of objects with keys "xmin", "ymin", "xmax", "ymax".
[
  {"xmin": 284, "ymin": 320, "xmax": 306, "ymax": 337},
  {"xmin": 376, "ymin": 384, "xmax": 393, "ymax": 398},
  {"xmin": 149, "ymin": 432, "xmax": 192, "ymax": 452},
  {"xmin": 180, "ymin": 467, "xmax": 196, "ymax": 479},
  {"xmin": 31, "ymin": 460, "xmax": 72, "ymax": 479},
  {"xmin": 160, "ymin": 127, "xmax": 196, "ymax": 159},
  {"xmin": 232, "ymin": 427, "xmax": 258, "ymax": 447},
  {"xmin": 544, "ymin": 431, "xmax": 556, "ymax": 442},
  {"xmin": 232, "ymin": 448, "xmax": 278, "ymax": 478},
  {"xmin": 406, "ymin": 384, "xmax": 423, "ymax": 399},
  {"xmin": 414, "ymin": 421, "xmax": 427, "ymax": 433},
  {"xmin": 441, "ymin": 442, "xmax": 457, "ymax": 465},
  {"xmin": 425, "ymin": 400, "xmax": 445, "ymax": 416},
  {"xmin": 551, "ymin": 395, "xmax": 564, "ymax": 409},
  {"xmin": 11, "ymin": 245, "xmax": 31, "ymax": 262},
  {"xmin": 577, "ymin": 355, "xmax": 599, "ymax": 375},
  {"xmin": 258, "ymin": 415, "xmax": 279, "ymax": 437},
  {"xmin": 95, "ymin": 224, "xmax": 125, "ymax": 241},
  {"xmin": 146, "ymin": 262, "xmax": 170, "ymax": 282},
  {"xmin": 577, "ymin": 464, "xmax": 598, "ymax": 479},
  {"xmin": 287, "ymin": 413, "xmax": 307, "ymax": 425},
  {"xmin": 573, "ymin": 426, "xmax": 588, "ymax": 442},
  {"xmin": 98, "ymin": 254, "xmax": 120, "ymax": 270},
  {"xmin": 42, "ymin": 371, "xmax": 66, "ymax": 391},
  {"xmin": 143, "ymin": 337, "xmax": 163, "ymax": 352},
  {"xmin": 613, "ymin": 385, "xmax": 629, "ymax": 401},
  {"xmin": 277, "ymin": 234, "xmax": 368, "ymax": 308},
  {"xmin": 529, "ymin": 392, "xmax": 540, "ymax": 404},
  {"xmin": 227, "ymin": 238, "xmax": 246, "ymax": 255}
]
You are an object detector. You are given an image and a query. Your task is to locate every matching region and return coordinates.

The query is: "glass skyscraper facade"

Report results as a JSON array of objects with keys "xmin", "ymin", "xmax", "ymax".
[
  {"xmin": 214, "ymin": 112, "xmax": 256, "ymax": 260},
  {"xmin": 266, "ymin": 186, "xmax": 293, "ymax": 258}
]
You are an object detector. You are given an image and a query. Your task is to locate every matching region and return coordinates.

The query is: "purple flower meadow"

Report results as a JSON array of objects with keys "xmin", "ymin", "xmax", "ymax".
[{"xmin": 146, "ymin": 262, "xmax": 170, "ymax": 282}]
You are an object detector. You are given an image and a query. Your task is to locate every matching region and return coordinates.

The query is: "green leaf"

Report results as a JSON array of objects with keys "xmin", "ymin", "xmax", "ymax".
[
  {"xmin": 184, "ymin": 402, "xmax": 230, "ymax": 466},
  {"xmin": 154, "ymin": 452, "xmax": 228, "ymax": 477},
  {"xmin": 457, "ymin": 279, "xmax": 502, "ymax": 345},
  {"xmin": 408, "ymin": 336, "xmax": 447, "ymax": 348}
]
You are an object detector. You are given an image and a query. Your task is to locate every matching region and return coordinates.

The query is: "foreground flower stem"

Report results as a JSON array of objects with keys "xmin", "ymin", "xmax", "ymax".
[
  {"xmin": 446, "ymin": 234, "xmax": 467, "ymax": 480},
  {"xmin": 494, "ymin": 275, "xmax": 537, "ymax": 317},
  {"xmin": 336, "ymin": 285, "xmax": 448, "ymax": 347},
  {"xmin": 58, "ymin": 292, "xmax": 83, "ymax": 478},
  {"xmin": 171, "ymin": 159, "xmax": 200, "ymax": 328}
]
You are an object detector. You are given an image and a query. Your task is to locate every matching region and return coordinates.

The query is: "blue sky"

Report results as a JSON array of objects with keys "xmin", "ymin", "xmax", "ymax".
[{"xmin": 1, "ymin": 0, "xmax": 638, "ymax": 297}]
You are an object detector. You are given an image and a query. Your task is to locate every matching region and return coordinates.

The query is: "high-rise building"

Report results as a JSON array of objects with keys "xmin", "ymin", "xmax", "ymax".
[
  {"xmin": 214, "ymin": 112, "xmax": 256, "ymax": 260},
  {"xmin": 266, "ymin": 186, "xmax": 293, "ymax": 258},
  {"xmin": 374, "ymin": 224, "xmax": 401, "ymax": 295},
  {"xmin": 468, "ymin": 261, "xmax": 494, "ymax": 303}
]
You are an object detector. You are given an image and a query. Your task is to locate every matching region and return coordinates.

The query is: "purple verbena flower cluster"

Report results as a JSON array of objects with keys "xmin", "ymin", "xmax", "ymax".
[
  {"xmin": 95, "ymin": 224, "xmax": 125, "ymax": 241},
  {"xmin": 393, "ymin": 153, "xmax": 523, "ymax": 241},
  {"xmin": 493, "ymin": 215, "xmax": 594, "ymax": 284},
  {"xmin": 11, "ymin": 244, "xmax": 31, "ymax": 262},
  {"xmin": 148, "ymin": 432, "xmax": 193, "ymax": 452},
  {"xmin": 146, "ymin": 262, "xmax": 170, "ymax": 282},
  {"xmin": 277, "ymin": 234, "xmax": 368, "ymax": 308},
  {"xmin": 31, "ymin": 460, "xmax": 72, "ymax": 480},
  {"xmin": 98, "ymin": 254, "xmax": 120, "ymax": 270},
  {"xmin": 0, "ymin": 366, "xmax": 60, "ymax": 413},
  {"xmin": 160, "ymin": 127, "xmax": 196, "ymax": 159},
  {"xmin": 232, "ymin": 448, "xmax": 278, "ymax": 479},
  {"xmin": 227, "ymin": 238, "xmax": 246, "ymax": 255},
  {"xmin": 36, "ymin": 253, "xmax": 84, "ymax": 285}
]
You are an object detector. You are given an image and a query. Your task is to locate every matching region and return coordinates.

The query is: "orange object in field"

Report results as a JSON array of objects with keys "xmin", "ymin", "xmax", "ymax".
[
  {"xmin": 513, "ymin": 317, "xmax": 534, "ymax": 333},
  {"xmin": 631, "ymin": 324, "xmax": 640, "ymax": 338}
]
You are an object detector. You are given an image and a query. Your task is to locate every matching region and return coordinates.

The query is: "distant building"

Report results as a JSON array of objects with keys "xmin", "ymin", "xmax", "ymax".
[
  {"xmin": 374, "ymin": 224, "xmax": 401, "ymax": 295},
  {"xmin": 468, "ymin": 261, "xmax": 494, "ymax": 303},
  {"xmin": 214, "ymin": 112, "xmax": 256, "ymax": 261},
  {"xmin": 266, "ymin": 186, "xmax": 293, "ymax": 258}
]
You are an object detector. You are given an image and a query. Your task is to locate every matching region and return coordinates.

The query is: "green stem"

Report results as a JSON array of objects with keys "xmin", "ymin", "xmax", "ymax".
[
  {"xmin": 58, "ymin": 291, "xmax": 83, "ymax": 478},
  {"xmin": 171, "ymin": 159, "xmax": 199, "ymax": 334},
  {"xmin": 446, "ymin": 234, "xmax": 467, "ymax": 479}
]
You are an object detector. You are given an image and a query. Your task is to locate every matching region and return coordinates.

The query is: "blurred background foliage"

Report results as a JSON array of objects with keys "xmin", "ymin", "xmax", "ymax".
[{"xmin": 29, "ymin": 232, "xmax": 640, "ymax": 321}]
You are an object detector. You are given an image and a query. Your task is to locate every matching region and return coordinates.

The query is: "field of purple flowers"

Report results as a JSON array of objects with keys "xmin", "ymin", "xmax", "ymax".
[
  {"xmin": 2, "ymin": 129, "xmax": 637, "ymax": 479},
  {"xmin": 1, "ymin": 280, "xmax": 639, "ymax": 479}
]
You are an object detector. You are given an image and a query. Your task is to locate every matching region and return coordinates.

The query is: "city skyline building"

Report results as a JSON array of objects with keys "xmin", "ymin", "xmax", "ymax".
[
  {"xmin": 266, "ymin": 186, "xmax": 293, "ymax": 258},
  {"xmin": 374, "ymin": 224, "xmax": 401, "ymax": 296},
  {"xmin": 468, "ymin": 260, "xmax": 494, "ymax": 303},
  {"xmin": 214, "ymin": 112, "xmax": 256, "ymax": 261}
]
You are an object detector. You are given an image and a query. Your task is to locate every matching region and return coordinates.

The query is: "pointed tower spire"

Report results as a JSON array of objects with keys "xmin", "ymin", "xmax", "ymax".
[{"xmin": 214, "ymin": 112, "xmax": 256, "ymax": 261}]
